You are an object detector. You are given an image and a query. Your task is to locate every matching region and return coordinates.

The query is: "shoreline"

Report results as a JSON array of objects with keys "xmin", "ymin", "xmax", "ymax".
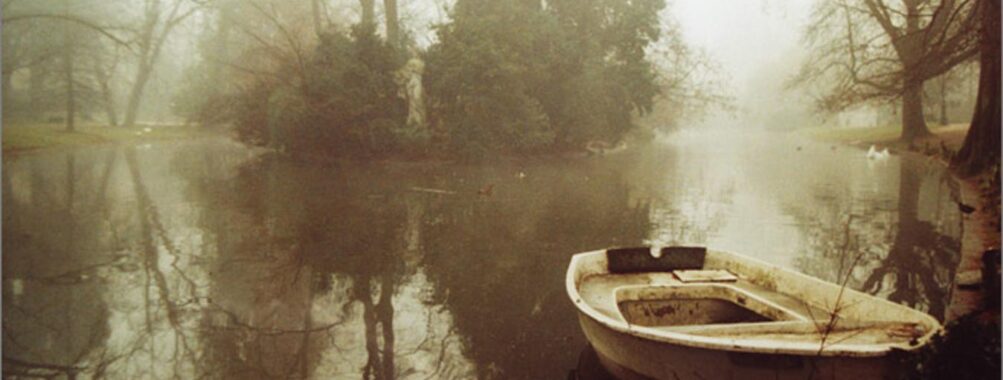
[
  {"xmin": 2, "ymin": 123, "xmax": 221, "ymax": 158},
  {"xmin": 2, "ymin": 122, "xmax": 630, "ymax": 168}
]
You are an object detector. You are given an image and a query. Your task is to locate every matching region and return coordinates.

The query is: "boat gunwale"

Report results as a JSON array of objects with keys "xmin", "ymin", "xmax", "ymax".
[{"xmin": 566, "ymin": 248, "xmax": 944, "ymax": 358}]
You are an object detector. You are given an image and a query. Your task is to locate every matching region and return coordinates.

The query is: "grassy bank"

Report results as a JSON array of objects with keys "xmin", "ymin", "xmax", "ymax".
[
  {"xmin": 2, "ymin": 122, "xmax": 214, "ymax": 155},
  {"xmin": 798, "ymin": 123, "xmax": 970, "ymax": 151}
]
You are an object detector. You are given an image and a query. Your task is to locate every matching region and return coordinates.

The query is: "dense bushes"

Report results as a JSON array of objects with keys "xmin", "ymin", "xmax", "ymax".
[
  {"xmin": 230, "ymin": 26, "xmax": 407, "ymax": 158},
  {"xmin": 301, "ymin": 26, "xmax": 407, "ymax": 156},
  {"xmin": 425, "ymin": 0, "xmax": 665, "ymax": 158},
  {"xmin": 423, "ymin": 1, "xmax": 558, "ymax": 157}
]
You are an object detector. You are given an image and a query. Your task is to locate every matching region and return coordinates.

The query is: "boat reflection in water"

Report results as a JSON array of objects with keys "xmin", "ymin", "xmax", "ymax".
[{"xmin": 568, "ymin": 345, "xmax": 617, "ymax": 380}]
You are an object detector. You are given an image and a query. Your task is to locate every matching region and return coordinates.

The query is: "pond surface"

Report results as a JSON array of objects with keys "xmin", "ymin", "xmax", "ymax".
[{"xmin": 2, "ymin": 130, "xmax": 961, "ymax": 379}]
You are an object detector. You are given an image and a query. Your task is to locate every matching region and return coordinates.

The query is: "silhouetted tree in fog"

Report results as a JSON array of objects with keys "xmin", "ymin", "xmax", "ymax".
[
  {"xmin": 122, "ymin": 0, "xmax": 198, "ymax": 128},
  {"xmin": 3, "ymin": 0, "xmax": 132, "ymax": 129},
  {"xmin": 797, "ymin": 0, "xmax": 980, "ymax": 142}
]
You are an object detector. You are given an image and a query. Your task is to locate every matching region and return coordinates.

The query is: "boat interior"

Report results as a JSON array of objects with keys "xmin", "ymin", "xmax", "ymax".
[{"xmin": 571, "ymin": 247, "xmax": 936, "ymax": 351}]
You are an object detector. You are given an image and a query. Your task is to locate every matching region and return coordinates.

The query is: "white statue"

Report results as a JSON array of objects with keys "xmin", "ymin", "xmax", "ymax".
[{"xmin": 397, "ymin": 56, "xmax": 426, "ymax": 129}]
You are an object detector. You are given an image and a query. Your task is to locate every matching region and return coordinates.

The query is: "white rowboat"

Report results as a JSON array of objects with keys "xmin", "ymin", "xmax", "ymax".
[{"xmin": 566, "ymin": 246, "xmax": 942, "ymax": 380}]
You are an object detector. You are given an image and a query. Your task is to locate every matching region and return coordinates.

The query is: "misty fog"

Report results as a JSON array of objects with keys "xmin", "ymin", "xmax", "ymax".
[{"xmin": 2, "ymin": 0, "xmax": 998, "ymax": 379}]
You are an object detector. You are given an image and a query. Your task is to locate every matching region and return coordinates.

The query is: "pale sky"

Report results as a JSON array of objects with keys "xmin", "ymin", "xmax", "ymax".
[{"xmin": 672, "ymin": 0, "xmax": 817, "ymax": 129}]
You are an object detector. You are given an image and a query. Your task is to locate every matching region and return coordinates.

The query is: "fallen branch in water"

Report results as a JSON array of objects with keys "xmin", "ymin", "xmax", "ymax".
[{"xmin": 411, "ymin": 187, "xmax": 456, "ymax": 195}]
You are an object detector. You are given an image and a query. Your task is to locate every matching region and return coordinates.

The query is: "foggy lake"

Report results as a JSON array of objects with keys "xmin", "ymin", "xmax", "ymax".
[
  {"xmin": 2, "ymin": 131, "xmax": 962, "ymax": 379},
  {"xmin": 4, "ymin": 0, "xmax": 999, "ymax": 378}
]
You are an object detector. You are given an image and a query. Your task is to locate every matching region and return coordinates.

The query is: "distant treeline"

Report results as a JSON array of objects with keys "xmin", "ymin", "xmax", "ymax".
[{"xmin": 177, "ymin": 0, "xmax": 666, "ymax": 160}]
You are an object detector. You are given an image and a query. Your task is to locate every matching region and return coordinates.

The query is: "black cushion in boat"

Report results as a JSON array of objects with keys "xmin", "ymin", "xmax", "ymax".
[{"xmin": 606, "ymin": 246, "xmax": 706, "ymax": 274}]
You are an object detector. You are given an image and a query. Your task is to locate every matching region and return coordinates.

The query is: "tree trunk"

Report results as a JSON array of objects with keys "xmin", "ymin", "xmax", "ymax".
[
  {"xmin": 952, "ymin": 0, "xmax": 1001, "ymax": 177},
  {"xmin": 62, "ymin": 2, "xmax": 75, "ymax": 132},
  {"xmin": 2, "ymin": 71, "xmax": 13, "ymax": 110},
  {"xmin": 207, "ymin": 6, "xmax": 233, "ymax": 97},
  {"xmin": 378, "ymin": 272, "xmax": 395, "ymax": 380},
  {"xmin": 940, "ymin": 76, "xmax": 950, "ymax": 125},
  {"xmin": 62, "ymin": 35, "xmax": 75, "ymax": 132},
  {"xmin": 311, "ymin": 0, "xmax": 323, "ymax": 37},
  {"xmin": 900, "ymin": 81, "xmax": 930, "ymax": 141},
  {"xmin": 29, "ymin": 66, "xmax": 44, "ymax": 117},
  {"xmin": 100, "ymin": 79, "xmax": 119, "ymax": 127},
  {"xmin": 360, "ymin": 0, "xmax": 375, "ymax": 28},
  {"xmin": 123, "ymin": 0, "xmax": 183, "ymax": 128},
  {"xmin": 66, "ymin": 153, "xmax": 76, "ymax": 211},
  {"xmin": 123, "ymin": 62, "xmax": 152, "ymax": 128},
  {"xmin": 94, "ymin": 56, "xmax": 119, "ymax": 127},
  {"xmin": 384, "ymin": 0, "xmax": 398, "ymax": 47}
]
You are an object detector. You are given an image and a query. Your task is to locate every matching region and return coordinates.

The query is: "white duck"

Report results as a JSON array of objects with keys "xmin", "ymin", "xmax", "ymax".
[{"xmin": 866, "ymin": 145, "xmax": 890, "ymax": 161}]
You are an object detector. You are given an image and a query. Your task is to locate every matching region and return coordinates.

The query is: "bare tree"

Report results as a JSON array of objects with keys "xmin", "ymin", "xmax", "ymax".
[
  {"xmin": 360, "ymin": 0, "xmax": 375, "ymax": 27},
  {"xmin": 384, "ymin": 0, "xmax": 399, "ymax": 47},
  {"xmin": 3, "ymin": 0, "xmax": 131, "ymax": 129},
  {"xmin": 91, "ymin": 46, "xmax": 122, "ymax": 126},
  {"xmin": 61, "ymin": 11, "xmax": 77, "ymax": 132},
  {"xmin": 797, "ymin": 0, "xmax": 980, "ymax": 142},
  {"xmin": 121, "ymin": 0, "xmax": 198, "ymax": 128}
]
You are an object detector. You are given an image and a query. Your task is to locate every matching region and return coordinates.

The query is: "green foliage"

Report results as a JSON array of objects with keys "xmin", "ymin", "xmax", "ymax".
[
  {"xmin": 550, "ymin": 0, "xmax": 664, "ymax": 143},
  {"xmin": 230, "ymin": 25, "xmax": 409, "ymax": 158},
  {"xmin": 425, "ymin": 0, "xmax": 664, "ymax": 157},
  {"xmin": 172, "ymin": 63, "xmax": 232, "ymax": 126},
  {"xmin": 223, "ymin": 0, "xmax": 665, "ymax": 160},
  {"xmin": 301, "ymin": 25, "xmax": 407, "ymax": 157},
  {"xmin": 232, "ymin": 82, "xmax": 273, "ymax": 147},
  {"xmin": 424, "ymin": 1, "xmax": 557, "ymax": 158}
]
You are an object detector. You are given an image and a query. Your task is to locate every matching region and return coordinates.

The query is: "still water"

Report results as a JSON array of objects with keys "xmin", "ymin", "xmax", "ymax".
[{"xmin": 2, "ymin": 130, "xmax": 961, "ymax": 379}]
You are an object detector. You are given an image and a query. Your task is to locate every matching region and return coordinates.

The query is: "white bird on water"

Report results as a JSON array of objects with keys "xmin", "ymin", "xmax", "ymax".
[{"xmin": 866, "ymin": 145, "xmax": 890, "ymax": 161}]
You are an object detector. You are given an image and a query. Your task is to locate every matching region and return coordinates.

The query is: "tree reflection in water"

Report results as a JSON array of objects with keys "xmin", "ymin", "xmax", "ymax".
[
  {"xmin": 790, "ymin": 159, "xmax": 961, "ymax": 320},
  {"xmin": 3, "ymin": 151, "xmax": 111, "ymax": 379},
  {"xmin": 185, "ymin": 153, "xmax": 481, "ymax": 379}
]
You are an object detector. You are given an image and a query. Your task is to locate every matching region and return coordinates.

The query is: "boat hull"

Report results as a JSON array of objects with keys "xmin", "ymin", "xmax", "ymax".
[{"xmin": 578, "ymin": 313, "xmax": 894, "ymax": 380}]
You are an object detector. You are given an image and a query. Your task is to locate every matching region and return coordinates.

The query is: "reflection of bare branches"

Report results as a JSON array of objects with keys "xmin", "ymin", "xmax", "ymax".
[
  {"xmin": 351, "ymin": 266, "xmax": 401, "ymax": 380},
  {"xmin": 24, "ymin": 257, "xmax": 124, "ymax": 285},
  {"xmin": 3, "ymin": 355, "xmax": 87, "ymax": 378},
  {"xmin": 378, "ymin": 271, "xmax": 396, "ymax": 380},
  {"xmin": 398, "ymin": 308, "xmax": 437, "ymax": 356},
  {"xmin": 123, "ymin": 147, "xmax": 205, "ymax": 377},
  {"xmin": 204, "ymin": 302, "xmax": 346, "ymax": 337},
  {"xmin": 3, "ymin": 298, "xmax": 109, "ymax": 378},
  {"xmin": 422, "ymin": 326, "xmax": 460, "ymax": 380},
  {"xmin": 94, "ymin": 150, "xmax": 125, "ymax": 248},
  {"xmin": 858, "ymin": 165, "xmax": 958, "ymax": 318},
  {"xmin": 3, "ymin": 322, "xmax": 57, "ymax": 360}
]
